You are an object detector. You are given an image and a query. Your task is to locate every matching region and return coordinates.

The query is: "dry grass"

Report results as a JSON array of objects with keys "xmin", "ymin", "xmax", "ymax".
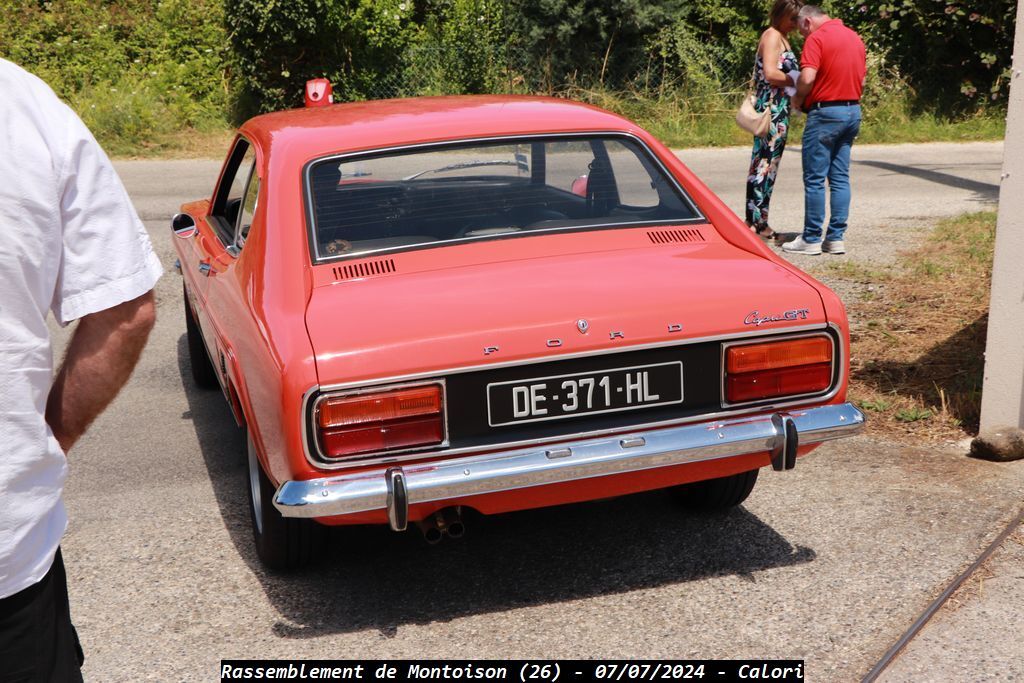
[
  {"xmin": 943, "ymin": 529, "xmax": 1023, "ymax": 613},
  {"xmin": 943, "ymin": 562, "xmax": 996, "ymax": 612},
  {"xmin": 844, "ymin": 212, "xmax": 996, "ymax": 441}
]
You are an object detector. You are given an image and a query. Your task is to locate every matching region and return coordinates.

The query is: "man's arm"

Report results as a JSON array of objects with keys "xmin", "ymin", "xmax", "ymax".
[
  {"xmin": 792, "ymin": 67, "xmax": 818, "ymax": 110},
  {"xmin": 46, "ymin": 291, "xmax": 157, "ymax": 453}
]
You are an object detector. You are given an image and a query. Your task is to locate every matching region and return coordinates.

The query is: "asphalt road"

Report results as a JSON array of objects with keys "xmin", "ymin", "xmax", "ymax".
[{"xmin": 52, "ymin": 141, "xmax": 1021, "ymax": 681}]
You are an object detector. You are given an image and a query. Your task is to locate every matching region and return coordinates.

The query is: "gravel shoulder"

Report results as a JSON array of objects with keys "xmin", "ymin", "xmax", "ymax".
[{"xmin": 880, "ymin": 525, "xmax": 1024, "ymax": 682}]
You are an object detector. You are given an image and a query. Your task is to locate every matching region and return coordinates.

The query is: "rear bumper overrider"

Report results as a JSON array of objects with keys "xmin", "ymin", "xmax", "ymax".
[{"xmin": 274, "ymin": 403, "xmax": 864, "ymax": 529}]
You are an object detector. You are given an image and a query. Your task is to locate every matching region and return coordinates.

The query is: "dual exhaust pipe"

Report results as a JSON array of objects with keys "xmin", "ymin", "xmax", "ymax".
[{"xmin": 416, "ymin": 507, "xmax": 466, "ymax": 544}]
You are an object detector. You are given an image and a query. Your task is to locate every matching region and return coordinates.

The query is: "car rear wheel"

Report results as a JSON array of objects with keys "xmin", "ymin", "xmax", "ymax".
[
  {"xmin": 246, "ymin": 429, "xmax": 322, "ymax": 570},
  {"xmin": 669, "ymin": 468, "xmax": 759, "ymax": 511},
  {"xmin": 183, "ymin": 283, "xmax": 219, "ymax": 389}
]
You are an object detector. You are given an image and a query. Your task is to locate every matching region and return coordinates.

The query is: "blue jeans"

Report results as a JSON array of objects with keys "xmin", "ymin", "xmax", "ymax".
[{"xmin": 802, "ymin": 104, "xmax": 861, "ymax": 243}]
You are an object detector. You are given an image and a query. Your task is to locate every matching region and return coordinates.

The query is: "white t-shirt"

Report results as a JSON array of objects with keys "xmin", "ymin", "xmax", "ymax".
[{"xmin": 0, "ymin": 60, "xmax": 163, "ymax": 599}]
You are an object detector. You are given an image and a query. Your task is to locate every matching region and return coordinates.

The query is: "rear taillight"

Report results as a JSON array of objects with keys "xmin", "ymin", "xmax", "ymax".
[
  {"xmin": 725, "ymin": 336, "xmax": 833, "ymax": 403},
  {"xmin": 316, "ymin": 384, "xmax": 444, "ymax": 458}
]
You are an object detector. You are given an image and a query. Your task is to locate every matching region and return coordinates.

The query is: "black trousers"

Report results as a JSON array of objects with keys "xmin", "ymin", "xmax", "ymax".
[{"xmin": 0, "ymin": 549, "xmax": 84, "ymax": 682}]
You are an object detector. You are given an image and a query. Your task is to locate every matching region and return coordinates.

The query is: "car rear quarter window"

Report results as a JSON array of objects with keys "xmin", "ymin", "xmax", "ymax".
[{"xmin": 306, "ymin": 135, "xmax": 701, "ymax": 261}]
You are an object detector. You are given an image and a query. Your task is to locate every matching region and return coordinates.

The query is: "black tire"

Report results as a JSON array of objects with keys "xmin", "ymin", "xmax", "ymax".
[
  {"xmin": 183, "ymin": 283, "xmax": 219, "ymax": 389},
  {"xmin": 246, "ymin": 429, "xmax": 322, "ymax": 570},
  {"xmin": 669, "ymin": 468, "xmax": 759, "ymax": 511}
]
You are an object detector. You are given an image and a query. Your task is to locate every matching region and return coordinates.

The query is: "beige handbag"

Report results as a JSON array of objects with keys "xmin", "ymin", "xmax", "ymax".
[
  {"xmin": 736, "ymin": 93, "xmax": 771, "ymax": 137},
  {"xmin": 736, "ymin": 43, "xmax": 784, "ymax": 138}
]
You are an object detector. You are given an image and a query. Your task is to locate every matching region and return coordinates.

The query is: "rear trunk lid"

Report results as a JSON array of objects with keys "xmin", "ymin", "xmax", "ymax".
[{"xmin": 305, "ymin": 238, "xmax": 826, "ymax": 386}]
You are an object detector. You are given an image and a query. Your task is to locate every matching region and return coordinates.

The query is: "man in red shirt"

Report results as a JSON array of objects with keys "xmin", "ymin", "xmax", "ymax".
[{"xmin": 782, "ymin": 5, "xmax": 867, "ymax": 255}]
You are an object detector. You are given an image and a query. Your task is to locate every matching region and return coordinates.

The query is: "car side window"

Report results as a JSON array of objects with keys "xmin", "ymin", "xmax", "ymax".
[
  {"xmin": 211, "ymin": 139, "xmax": 256, "ymax": 245},
  {"xmin": 235, "ymin": 171, "xmax": 259, "ymax": 248},
  {"xmin": 543, "ymin": 141, "xmax": 595, "ymax": 193},
  {"xmin": 605, "ymin": 144, "xmax": 660, "ymax": 208}
]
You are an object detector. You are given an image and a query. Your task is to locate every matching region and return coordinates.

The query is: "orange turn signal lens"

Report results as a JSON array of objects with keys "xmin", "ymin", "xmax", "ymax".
[
  {"xmin": 726, "ymin": 336, "xmax": 832, "ymax": 374},
  {"xmin": 318, "ymin": 385, "xmax": 442, "ymax": 429}
]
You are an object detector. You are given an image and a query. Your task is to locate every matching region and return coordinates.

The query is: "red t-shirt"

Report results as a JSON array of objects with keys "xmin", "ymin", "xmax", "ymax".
[{"xmin": 801, "ymin": 19, "xmax": 867, "ymax": 109}]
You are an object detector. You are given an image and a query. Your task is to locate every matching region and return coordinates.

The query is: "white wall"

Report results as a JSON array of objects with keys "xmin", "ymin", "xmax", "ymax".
[{"xmin": 979, "ymin": 4, "xmax": 1024, "ymax": 431}]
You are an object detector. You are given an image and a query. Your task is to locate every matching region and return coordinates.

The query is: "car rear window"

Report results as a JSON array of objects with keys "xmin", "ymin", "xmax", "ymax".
[{"xmin": 306, "ymin": 135, "xmax": 701, "ymax": 260}]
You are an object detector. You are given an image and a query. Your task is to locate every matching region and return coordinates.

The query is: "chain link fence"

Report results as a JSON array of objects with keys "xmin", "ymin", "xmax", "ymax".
[
  {"xmin": 361, "ymin": 44, "xmax": 753, "ymax": 107},
  {"xmin": 360, "ymin": 46, "xmax": 530, "ymax": 101}
]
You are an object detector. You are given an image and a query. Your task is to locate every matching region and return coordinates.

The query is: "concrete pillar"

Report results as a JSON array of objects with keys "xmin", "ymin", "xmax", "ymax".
[{"xmin": 973, "ymin": 3, "xmax": 1024, "ymax": 461}]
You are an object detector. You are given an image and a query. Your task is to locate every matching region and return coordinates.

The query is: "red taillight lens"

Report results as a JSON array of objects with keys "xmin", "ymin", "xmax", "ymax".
[
  {"xmin": 317, "ymin": 385, "xmax": 444, "ymax": 458},
  {"xmin": 726, "ymin": 363, "xmax": 833, "ymax": 402},
  {"xmin": 725, "ymin": 337, "xmax": 833, "ymax": 403}
]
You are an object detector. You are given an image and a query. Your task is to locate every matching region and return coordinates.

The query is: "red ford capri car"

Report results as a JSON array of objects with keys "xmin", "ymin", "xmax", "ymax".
[{"xmin": 172, "ymin": 91, "xmax": 864, "ymax": 569}]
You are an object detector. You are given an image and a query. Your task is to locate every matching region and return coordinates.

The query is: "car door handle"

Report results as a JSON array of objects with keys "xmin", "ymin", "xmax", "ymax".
[{"xmin": 198, "ymin": 261, "xmax": 214, "ymax": 277}]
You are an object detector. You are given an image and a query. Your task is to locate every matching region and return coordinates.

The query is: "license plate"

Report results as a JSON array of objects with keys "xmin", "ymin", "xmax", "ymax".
[{"xmin": 487, "ymin": 361, "xmax": 684, "ymax": 426}]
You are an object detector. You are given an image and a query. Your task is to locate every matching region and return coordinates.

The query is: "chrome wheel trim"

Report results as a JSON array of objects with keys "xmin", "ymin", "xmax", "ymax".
[{"xmin": 247, "ymin": 434, "xmax": 264, "ymax": 535}]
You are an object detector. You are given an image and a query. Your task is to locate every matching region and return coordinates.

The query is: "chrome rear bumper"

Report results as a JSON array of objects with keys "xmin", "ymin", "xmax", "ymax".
[{"xmin": 274, "ymin": 402, "xmax": 864, "ymax": 529}]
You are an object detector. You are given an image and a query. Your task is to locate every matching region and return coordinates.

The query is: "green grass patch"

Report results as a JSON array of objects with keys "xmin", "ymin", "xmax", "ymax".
[
  {"xmin": 856, "ymin": 110, "xmax": 1006, "ymax": 145},
  {"xmin": 71, "ymin": 77, "xmax": 232, "ymax": 158},
  {"xmin": 895, "ymin": 406, "xmax": 934, "ymax": 423},
  {"xmin": 567, "ymin": 86, "xmax": 1005, "ymax": 149},
  {"xmin": 117, "ymin": 84, "xmax": 1002, "ymax": 157},
  {"xmin": 822, "ymin": 259, "xmax": 890, "ymax": 283}
]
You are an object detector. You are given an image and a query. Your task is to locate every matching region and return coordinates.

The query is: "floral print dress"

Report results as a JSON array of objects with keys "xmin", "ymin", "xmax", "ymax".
[{"xmin": 745, "ymin": 40, "xmax": 799, "ymax": 234}]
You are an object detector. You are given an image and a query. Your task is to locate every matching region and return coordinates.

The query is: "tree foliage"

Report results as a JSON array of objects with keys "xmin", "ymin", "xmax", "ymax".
[
  {"xmin": 845, "ymin": 0, "xmax": 1017, "ymax": 111},
  {"xmin": 0, "ymin": 0, "xmax": 226, "ymax": 117},
  {"xmin": 2, "ymin": 0, "xmax": 1014, "ymax": 131},
  {"xmin": 0, "ymin": 0, "xmax": 228, "ymax": 151},
  {"xmin": 507, "ymin": 0, "xmax": 696, "ymax": 88},
  {"xmin": 413, "ymin": 0, "xmax": 508, "ymax": 95},
  {"xmin": 225, "ymin": 0, "xmax": 440, "ymax": 118}
]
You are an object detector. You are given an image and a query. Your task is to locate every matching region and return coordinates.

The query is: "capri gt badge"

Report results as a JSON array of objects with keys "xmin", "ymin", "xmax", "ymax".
[{"xmin": 744, "ymin": 308, "xmax": 811, "ymax": 326}]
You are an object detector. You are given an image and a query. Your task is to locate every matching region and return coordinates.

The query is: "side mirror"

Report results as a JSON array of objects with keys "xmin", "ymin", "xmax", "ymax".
[
  {"xmin": 172, "ymin": 213, "xmax": 197, "ymax": 238},
  {"xmin": 571, "ymin": 174, "xmax": 588, "ymax": 198}
]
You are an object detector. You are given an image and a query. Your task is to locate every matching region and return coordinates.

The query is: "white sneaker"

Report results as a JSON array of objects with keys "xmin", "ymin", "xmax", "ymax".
[
  {"xmin": 781, "ymin": 236, "xmax": 822, "ymax": 255},
  {"xmin": 823, "ymin": 240, "xmax": 846, "ymax": 254}
]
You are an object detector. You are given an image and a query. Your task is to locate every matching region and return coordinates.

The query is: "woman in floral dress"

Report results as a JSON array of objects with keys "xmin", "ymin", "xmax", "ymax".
[{"xmin": 746, "ymin": 0, "xmax": 803, "ymax": 240}]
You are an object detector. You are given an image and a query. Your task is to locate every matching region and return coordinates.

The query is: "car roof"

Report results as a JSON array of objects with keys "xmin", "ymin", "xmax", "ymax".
[{"xmin": 239, "ymin": 95, "xmax": 645, "ymax": 165}]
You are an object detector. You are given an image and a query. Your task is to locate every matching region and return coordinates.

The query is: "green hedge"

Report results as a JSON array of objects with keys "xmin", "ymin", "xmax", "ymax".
[
  {"xmin": 0, "ymin": 0, "xmax": 1012, "ymax": 151},
  {"xmin": 0, "ymin": 0, "xmax": 228, "ymax": 152},
  {"xmin": 224, "ymin": 0, "xmax": 509, "ymax": 121},
  {"xmin": 846, "ymin": 1, "xmax": 1017, "ymax": 113}
]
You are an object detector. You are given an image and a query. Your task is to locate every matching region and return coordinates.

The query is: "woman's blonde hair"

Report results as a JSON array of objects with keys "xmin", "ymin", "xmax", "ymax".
[{"xmin": 769, "ymin": 0, "xmax": 803, "ymax": 29}]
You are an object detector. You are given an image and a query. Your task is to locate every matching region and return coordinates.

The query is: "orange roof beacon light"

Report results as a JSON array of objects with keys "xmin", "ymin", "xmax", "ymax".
[{"xmin": 304, "ymin": 79, "xmax": 333, "ymax": 108}]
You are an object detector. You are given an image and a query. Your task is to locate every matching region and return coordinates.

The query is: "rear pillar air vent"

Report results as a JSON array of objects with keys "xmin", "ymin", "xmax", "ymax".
[
  {"xmin": 647, "ymin": 228, "xmax": 706, "ymax": 244},
  {"xmin": 332, "ymin": 258, "xmax": 397, "ymax": 281}
]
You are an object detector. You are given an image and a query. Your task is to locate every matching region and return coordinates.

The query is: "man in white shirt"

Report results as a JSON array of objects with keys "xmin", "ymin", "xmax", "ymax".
[{"xmin": 0, "ymin": 59, "xmax": 162, "ymax": 680}]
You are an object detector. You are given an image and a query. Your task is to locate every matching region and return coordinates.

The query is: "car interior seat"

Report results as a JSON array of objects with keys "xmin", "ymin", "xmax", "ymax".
[{"xmin": 585, "ymin": 156, "xmax": 619, "ymax": 217}]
